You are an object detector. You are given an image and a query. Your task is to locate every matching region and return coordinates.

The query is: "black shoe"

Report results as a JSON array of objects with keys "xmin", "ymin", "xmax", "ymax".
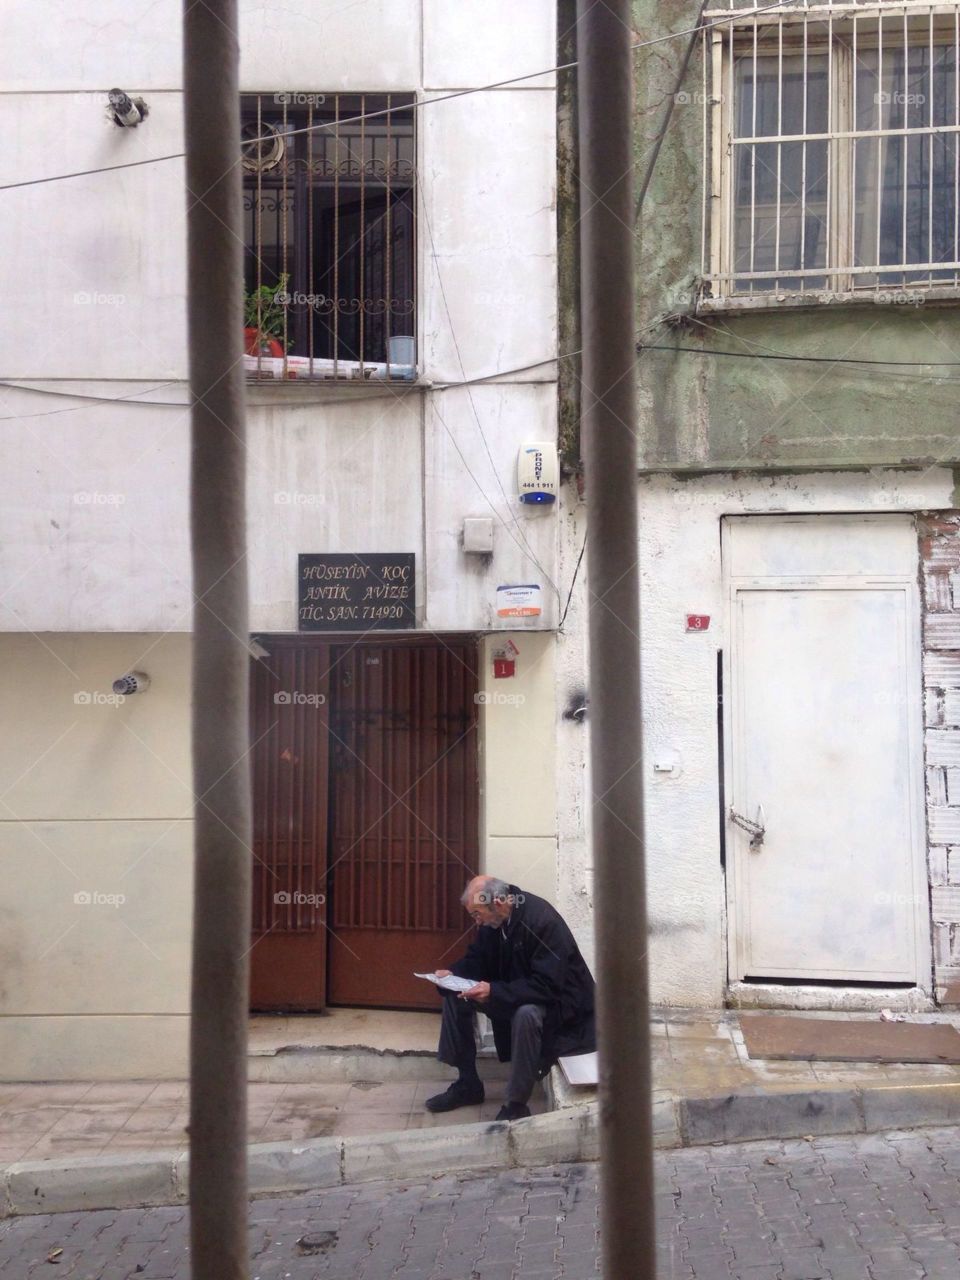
[
  {"xmin": 495, "ymin": 1102, "xmax": 531, "ymax": 1121},
  {"xmin": 424, "ymin": 1079, "xmax": 484, "ymax": 1113}
]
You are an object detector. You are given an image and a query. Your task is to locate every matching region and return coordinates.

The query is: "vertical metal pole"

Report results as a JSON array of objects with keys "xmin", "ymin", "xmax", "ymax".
[
  {"xmin": 577, "ymin": 2, "xmax": 656, "ymax": 1277},
  {"xmin": 183, "ymin": 2, "xmax": 251, "ymax": 1277}
]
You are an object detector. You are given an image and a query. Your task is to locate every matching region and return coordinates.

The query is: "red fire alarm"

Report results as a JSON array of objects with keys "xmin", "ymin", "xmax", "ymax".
[
  {"xmin": 685, "ymin": 614, "xmax": 710, "ymax": 632},
  {"xmin": 493, "ymin": 658, "xmax": 516, "ymax": 679}
]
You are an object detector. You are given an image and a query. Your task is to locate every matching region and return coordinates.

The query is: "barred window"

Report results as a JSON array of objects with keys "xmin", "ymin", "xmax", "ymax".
[
  {"xmin": 703, "ymin": 5, "xmax": 960, "ymax": 303},
  {"xmin": 242, "ymin": 93, "xmax": 416, "ymax": 378}
]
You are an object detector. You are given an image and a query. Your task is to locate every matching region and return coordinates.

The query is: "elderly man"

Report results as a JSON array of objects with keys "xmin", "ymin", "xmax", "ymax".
[{"xmin": 425, "ymin": 875, "xmax": 596, "ymax": 1121}]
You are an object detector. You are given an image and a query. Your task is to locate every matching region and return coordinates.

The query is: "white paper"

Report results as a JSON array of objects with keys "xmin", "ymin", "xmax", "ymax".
[
  {"xmin": 414, "ymin": 972, "xmax": 477, "ymax": 993},
  {"xmin": 559, "ymin": 1050, "xmax": 599, "ymax": 1086}
]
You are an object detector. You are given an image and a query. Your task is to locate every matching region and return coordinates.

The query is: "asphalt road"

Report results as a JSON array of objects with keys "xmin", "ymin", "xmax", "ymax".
[{"xmin": 4, "ymin": 1125, "xmax": 960, "ymax": 1278}]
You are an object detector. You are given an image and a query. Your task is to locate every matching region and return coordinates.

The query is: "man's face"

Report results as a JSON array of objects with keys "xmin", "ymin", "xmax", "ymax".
[{"xmin": 465, "ymin": 891, "xmax": 509, "ymax": 928}]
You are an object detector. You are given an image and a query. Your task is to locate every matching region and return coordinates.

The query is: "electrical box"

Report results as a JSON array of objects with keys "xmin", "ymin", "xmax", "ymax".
[
  {"xmin": 463, "ymin": 517, "xmax": 494, "ymax": 554},
  {"xmin": 517, "ymin": 442, "xmax": 558, "ymax": 505}
]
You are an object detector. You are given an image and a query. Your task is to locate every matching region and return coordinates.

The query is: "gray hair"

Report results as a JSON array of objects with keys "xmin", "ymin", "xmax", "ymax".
[{"xmin": 460, "ymin": 875, "xmax": 511, "ymax": 906}]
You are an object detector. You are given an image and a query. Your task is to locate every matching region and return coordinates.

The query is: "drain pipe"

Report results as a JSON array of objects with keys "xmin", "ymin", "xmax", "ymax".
[{"xmin": 576, "ymin": 1, "xmax": 656, "ymax": 1276}]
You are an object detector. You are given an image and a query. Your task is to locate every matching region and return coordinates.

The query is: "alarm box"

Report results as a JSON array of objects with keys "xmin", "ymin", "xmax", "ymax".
[{"xmin": 517, "ymin": 442, "xmax": 558, "ymax": 505}]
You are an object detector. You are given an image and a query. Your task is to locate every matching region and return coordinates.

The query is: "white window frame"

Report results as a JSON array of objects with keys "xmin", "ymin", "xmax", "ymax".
[{"xmin": 701, "ymin": 2, "xmax": 960, "ymax": 309}]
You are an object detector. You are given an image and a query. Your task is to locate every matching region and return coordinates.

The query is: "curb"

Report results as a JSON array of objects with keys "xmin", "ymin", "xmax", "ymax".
[
  {"xmin": 4, "ymin": 1082, "xmax": 960, "ymax": 1217},
  {"xmin": 0, "ymin": 1106, "xmax": 600, "ymax": 1219}
]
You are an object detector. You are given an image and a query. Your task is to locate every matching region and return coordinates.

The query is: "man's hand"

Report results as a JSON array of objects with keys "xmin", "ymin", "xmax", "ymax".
[
  {"xmin": 435, "ymin": 969, "xmax": 452, "ymax": 978},
  {"xmin": 459, "ymin": 981, "xmax": 491, "ymax": 1003}
]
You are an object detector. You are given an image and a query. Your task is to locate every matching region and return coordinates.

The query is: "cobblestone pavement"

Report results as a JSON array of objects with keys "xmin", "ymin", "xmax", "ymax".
[{"xmin": 5, "ymin": 1126, "xmax": 960, "ymax": 1278}]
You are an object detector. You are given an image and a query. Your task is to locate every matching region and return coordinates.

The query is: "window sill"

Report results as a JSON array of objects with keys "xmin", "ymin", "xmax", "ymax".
[{"xmin": 697, "ymin": 286, "xmax": 960, "ymax": 315}]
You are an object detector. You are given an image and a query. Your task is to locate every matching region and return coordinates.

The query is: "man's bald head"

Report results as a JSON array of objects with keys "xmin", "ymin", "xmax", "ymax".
[{"xmin": 461, "ymin": 875, "xmax": 513, "ymax": 927}]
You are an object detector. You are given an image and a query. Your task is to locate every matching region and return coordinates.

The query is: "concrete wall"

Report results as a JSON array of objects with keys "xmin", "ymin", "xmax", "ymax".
[
  {"xmin": 478, "ymin": 632, "xmax": 559, "ymax": 905},
  {"xmin": 631, "ymin": 0, "xmax": 960, "ymax": 474},
  {"xmin": 557, "ymin": 468, "xmax": 955, "ymax": 1007},
  {"xmin": 0, "ymin": 0, "xmax": 560, "ymax": 633},
  {"xmin": 0, "ymin": 0, "xmax": 563, "ymax": 1079},
  {"xmin": 0, "ymin": 633, "xmax": 192, "ymax": 1079}
]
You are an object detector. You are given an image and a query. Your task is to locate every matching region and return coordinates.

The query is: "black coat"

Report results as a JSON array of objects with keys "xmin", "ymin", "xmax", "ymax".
[{"xmin": 450, "ymin": 886, "xmax": 596, "ymax": 1069}]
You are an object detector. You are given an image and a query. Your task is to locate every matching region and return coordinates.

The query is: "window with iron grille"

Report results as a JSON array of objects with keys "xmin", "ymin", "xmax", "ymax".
[
  {"xmin": 703, "ymin": 4, "xmax": 960, "ymax": 303},
  {"xmin": 242, "ymin": 93, "xmax": 416, "ymax": 377}
]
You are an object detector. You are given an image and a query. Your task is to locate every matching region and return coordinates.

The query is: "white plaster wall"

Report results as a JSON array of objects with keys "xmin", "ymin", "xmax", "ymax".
[
  {"xmin": 0, "ymin": 0, "xmax": 559, "ymax": 634},
  {"xmin": 557, "ymin": 468, "xmax": 955, "ymax": 1008},
  {"xmin": 555, "ymin": 482, "xmax": 594, "ymax": 967},
  {"xmin": 0, "ymin": 634, "xmax": 192, "ymax": 1080},
  {"xmin": 479, "ymin": 631, "xmax": 558, "ymax": 904}
]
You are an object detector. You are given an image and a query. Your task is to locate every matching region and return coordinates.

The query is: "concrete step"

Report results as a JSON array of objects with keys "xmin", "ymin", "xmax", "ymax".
[{"xmin": 248, "ymin": 1043, "xmax": 510, "ymax": 1083}]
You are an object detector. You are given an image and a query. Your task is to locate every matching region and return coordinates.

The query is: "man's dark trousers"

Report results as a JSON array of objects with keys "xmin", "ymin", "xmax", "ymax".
[{"xmin": 437, "ymin": 992, "xmax": 544, "ymax": 1105}]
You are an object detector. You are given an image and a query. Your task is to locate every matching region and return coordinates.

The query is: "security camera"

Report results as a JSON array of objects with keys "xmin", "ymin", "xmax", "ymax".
[
  {"xmin": 107, "ymin": 89, "xmax": 148, "ymax": 128},
  {"xmin": 112, "ymin": 671, "xmax": 151, "ymax": 696}
]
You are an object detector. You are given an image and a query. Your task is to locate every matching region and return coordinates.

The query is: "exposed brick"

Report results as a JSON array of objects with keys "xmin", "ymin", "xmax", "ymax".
[
  {"xmin": 930, "ymin": 807, "xmax": 960, "ymax": 845},
  {"xmin": 926, "ymin": 615, "xmax": 960, "ymax": 649},
  {"xmin": 919, "ymin": 515, "xmax": 960, "ymax": 537},
  {"xmin": 928, "ymin": 768, "xmax": 948, "ymax": 805},
  {"xmin": 927, "ymin": 688, "xmax": 945, "ymax": 726},
  {"xmin": 925, "ymin": 572, "xmax": 955, "ymax": 611},
  {"xmin": 922, "ymin": 540, "xmax": 960, "ymax": 567},
  {"xmin": 934, "ymin": 921, "xmax": 960, "ymax": 967},
  {"xmin": 931, "ymin": 885, "xmax": 960, "ymax": 923},
  {"xmin": 930, "ymin": 847, "xmax": 949, "ymax": 886},
  {"xmin": 924, "ymin": 654, "xmax": 960, "ymax": 687},
  {"xmin": 948, "ymin": 848, "xmax": 960, "ymax": 885},
  {"xmin": 925, "ymin": 730, "xmax": 960, "ymax": 767},
  {"xmin": 945, "ymin": 692, "xmax": 960, "ymax": 726},
  {"xmin": 951, "ymin": 571, "xmax": 960, "ymax": 609}
]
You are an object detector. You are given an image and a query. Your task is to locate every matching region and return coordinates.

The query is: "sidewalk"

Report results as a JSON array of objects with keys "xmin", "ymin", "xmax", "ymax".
[{"xmin": 4, "ymin": 1006, "xmax": 960, "ymax": 1216}]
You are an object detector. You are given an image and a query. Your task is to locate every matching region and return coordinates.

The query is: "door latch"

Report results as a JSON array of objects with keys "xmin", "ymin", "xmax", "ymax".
[{"xmin": 730, "ymin": 804, "xmax": 765, "ymax": 850}]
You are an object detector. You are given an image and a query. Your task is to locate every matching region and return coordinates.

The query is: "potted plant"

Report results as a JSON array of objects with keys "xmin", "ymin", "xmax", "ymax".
[{"xmin": 244, "ymin": 272, "xmax": 289, "ymax": 357}]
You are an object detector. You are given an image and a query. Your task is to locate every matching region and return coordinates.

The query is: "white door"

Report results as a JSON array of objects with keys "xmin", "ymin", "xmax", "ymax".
[{"xmin": 723, "ymin": 515, "xmax": 928, "ymax": 984}]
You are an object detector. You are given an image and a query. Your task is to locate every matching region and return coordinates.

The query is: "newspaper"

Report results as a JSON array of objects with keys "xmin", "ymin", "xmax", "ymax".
[{"xmin": 414, "ymin": 972, "xmax": 477, "ymax": 993}]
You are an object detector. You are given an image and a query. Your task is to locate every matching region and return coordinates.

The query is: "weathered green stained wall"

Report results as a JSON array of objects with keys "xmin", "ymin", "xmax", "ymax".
[{"xmin": 633, "ymin": 0, "xmax": 960, "ymax": 473}]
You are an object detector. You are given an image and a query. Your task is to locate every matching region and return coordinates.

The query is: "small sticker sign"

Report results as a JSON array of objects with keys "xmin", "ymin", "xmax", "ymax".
[
  {"xmin": 497, "ymin": 584, "xmax": 542, "ymax": 619},
  {"xmin": 685, "ymin": 614, "xmax": 710, "ymax": 632}
]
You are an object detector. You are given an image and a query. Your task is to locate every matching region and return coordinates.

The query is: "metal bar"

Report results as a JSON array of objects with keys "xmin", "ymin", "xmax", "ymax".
[
  {"xmin": 183, "ymin": 0, "xmax": 251, "ymax": 1273},
  {"xmin": 733, "ymin": 121, "xmax": 960, "ymax": 141},
  {"xmin": 308, "ymin": 101, "xmax": 314, "ymax": 376},
  {"xmin": 577, "ymin": 2, "xmax": 654, "ymax": 1277},
  {"xmin": 800, "ymin": 14, "xmax": 809, "ymax": 290},
  {"xmin": 282, "ymin": 96, "xmax": 289, "ymax": 361},
  {"xmin": 903, "ymin": 10, "xmax": 910, "ymax": 269},
  {"xmin": 929, "ymin": 9, "xmax": 935, "ymax": 283},
  {"xmin": 359, "ymin": 93, "xmax": 366, "ymax": 373},
  {"xmin": 386, "ymin": 95, "xmax": 393, "ymax": 375},
  {"xmin": 712, "ymin": 256, "xmax": 960, "ymax": 277},
  {"xmin": 877, "ymin": 16, "xmax": 885, "ymax": 271},
  {"xmin": 775, "ymin": 18, "xmax": 783, "ymax": 281},
  {"xmin": 957, "ymin": 4, "xmax": 960, "ymax": 285},
  {"xmin": 334, "ymin": 97, "xmax": 340, "ymax": 378},
  {"xmin": 750, "ymin": 17, "xmax": 758, "ymax": 284}
]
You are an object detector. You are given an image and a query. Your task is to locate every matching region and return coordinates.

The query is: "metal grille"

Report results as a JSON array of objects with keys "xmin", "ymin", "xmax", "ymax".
[
  {"xmin": 250, "ymin": 645, "xmax": 329, "ymax": 934},
  {"xmin": 328, "ymin": 643, "xmax": 479, "ymax": 934},
  {"xmin": 703, "ymin": 4, "xmax": 960, "ymax": 299},
  {"xmin": 242, "ymin": 92, "xmax": 416, "ymax": 378}
]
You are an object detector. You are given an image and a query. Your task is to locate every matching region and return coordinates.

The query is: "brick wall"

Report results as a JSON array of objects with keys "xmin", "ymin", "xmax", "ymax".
[{"xmin": 919, "ymin": 513, "xmax": 960, "ymax": 1000}]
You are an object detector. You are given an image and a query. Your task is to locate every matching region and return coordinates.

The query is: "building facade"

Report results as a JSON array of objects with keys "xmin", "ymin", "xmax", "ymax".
[
  {"xmin": 0, "ymin": 0, "xmax": 566, "ymax": 1079},
  {"xmin": 554, "ymin": 0, "xmax": 960, "ymax": 1010}
]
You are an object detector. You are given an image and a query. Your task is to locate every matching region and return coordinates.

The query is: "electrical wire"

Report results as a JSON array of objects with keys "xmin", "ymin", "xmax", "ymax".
[
  {"xmin": 0, "ymin": 0, "xmax": 800, "ymax": 194},
  {"xmin": 0, "ymin": 353, "xmax": 583, "ymax": 421},
  {"xmin": 639, "ymin": 341, "xmax": 960, "ymax": 368}
]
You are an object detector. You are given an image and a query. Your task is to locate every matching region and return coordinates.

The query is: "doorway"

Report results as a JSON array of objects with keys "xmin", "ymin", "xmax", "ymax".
[
  {"xmin": 722, "ymin": 515, "xmax": 929, "ymax": 986},
  {"xmin": 249, "ymin": 636, "xmax": 480, "ymax": 1011}
]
